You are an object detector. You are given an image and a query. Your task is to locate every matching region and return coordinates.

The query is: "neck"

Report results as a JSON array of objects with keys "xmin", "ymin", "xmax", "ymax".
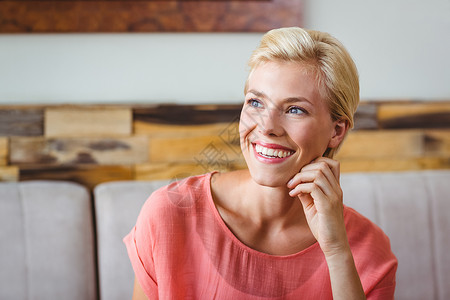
[{"xmin": 239, "ymin": 171, "xmax": 306, "ymax": 228}]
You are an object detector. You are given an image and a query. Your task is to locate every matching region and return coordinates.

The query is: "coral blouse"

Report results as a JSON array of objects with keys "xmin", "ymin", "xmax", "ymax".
[{"xmin": 124, "ymin": 172, "xmax": 397, "ymax": 299}]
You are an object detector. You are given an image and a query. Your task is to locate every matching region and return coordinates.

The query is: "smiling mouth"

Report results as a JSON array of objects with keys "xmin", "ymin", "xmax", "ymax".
[{"xmin": 254, "ymin": 143, "xmax": 295, "ymax": 159}]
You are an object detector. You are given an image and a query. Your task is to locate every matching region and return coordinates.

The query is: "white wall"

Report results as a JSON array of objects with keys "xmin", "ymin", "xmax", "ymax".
[
  {"xmin": 0, "ymin": 0, "xmax": 449, "ymax": 105},
  {"xmin": 305, "ymin": 0, "xmax": 450, "ymax": 101}
]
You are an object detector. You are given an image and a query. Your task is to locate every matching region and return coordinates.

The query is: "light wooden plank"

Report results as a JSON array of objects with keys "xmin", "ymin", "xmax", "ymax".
[
  {"xmin": 10, "ymin": 136, "xmax": 148, "ymax": 166},
  {"xmin": 336, "ymin": 130, "xmax": 424, "ymax": 159},
  {"xmin": 340, "ymin": 157, "xmax": 450, "ymax": 173},
  {"xmin": 0, "ymin": 138, "xmax": 7, "ymax": 165},
  {"xmin": 45, "ymin": 107, "xmax": 132, "ymax": 137},
  {"xmin": 378, "ymin": 102, "xmax": 450, "ymax": 129},
  {"xmin": 0, "ymin": 166, "xmax": 19, "ymax": 181},
  {"xmin": 149, "ymin": 135, "xmax": 243, "ymax": 164},
  {"xmin": 379, "ymin": 102, "xmax": 450, "ymax": 119},
  {"xmin": 134, "ymin": 121, "xmax": 239, "ymax": 138},
  {"xmin": 19, "ymin": 165, "xmax": 133, "ymax": 190},
  {"xmin": 135, "ymin": 161, "xmax": 247, "ymax": 181}
]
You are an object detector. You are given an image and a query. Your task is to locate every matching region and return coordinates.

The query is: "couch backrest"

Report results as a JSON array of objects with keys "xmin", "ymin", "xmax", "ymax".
[
  {"xmin": 0, "ymin": 181, "xmax": 97, "ymax": 300},
  {"xmin": 94, "ymin": 180, "xmax": 169, "ymax": 300},
  {"xmin": 94, "ymin": 171, "xmax": 450, "ymax": 300},
  {"xmin": 341, "ymin": 170, "xmax": 450, "ymax": 300}
]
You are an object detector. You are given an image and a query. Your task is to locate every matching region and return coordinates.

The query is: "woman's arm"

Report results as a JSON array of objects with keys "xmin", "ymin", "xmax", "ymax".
[
  {"xmin": 132, "ymin": 277, "xmax": 150, "ymax": 300},
  {"xmin": 288, "ymin": 157, "xmax": 366, "ymax": 300}
]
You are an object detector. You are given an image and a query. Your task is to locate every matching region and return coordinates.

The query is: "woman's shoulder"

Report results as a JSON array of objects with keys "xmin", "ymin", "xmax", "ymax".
[
  {"xmin": 138, "ymin": 172, "xmax": 214, "ymax": 219},
  {"xmin": 344, "ymin": 206, "xmax": 398, "ymax": 293},
  {"xmin": 344, "ymin": 205, "xmax": 397, "ymax": 265},
  {"xmin": 344, "ymin": 206, "xmax": 391, "ymax": 246}
]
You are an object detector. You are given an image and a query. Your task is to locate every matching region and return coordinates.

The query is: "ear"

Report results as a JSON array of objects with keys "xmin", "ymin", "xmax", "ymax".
[{"xmin": 327, "ymin": 119, "xmax": 350, "ymax": 149}]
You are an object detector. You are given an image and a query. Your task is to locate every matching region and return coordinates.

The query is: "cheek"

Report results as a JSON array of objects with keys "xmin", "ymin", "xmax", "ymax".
[
  {"xmin": 239, "ymin": 110, "xmax": 257, "ymax": 139},
  {"xmin": 289, "ymin": 123, "xmax": 330, "ymax": 151}
]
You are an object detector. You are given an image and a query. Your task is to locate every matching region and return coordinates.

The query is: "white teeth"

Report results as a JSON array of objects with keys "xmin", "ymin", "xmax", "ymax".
[{"xmin": 254, "ymin": 144, "xmax": 293, "ymax": 158}]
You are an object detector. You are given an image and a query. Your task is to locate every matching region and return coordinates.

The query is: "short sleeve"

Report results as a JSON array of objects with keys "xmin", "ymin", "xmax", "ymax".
[
  {"xmin": 344, "ymin": 206, "xmax": 398, "ymax": 300},
  {"xmin": 366, "ymin": 258, "xmax": 397, "ymax": 299},
  {"xmin": 123, "ymin": 197, "xmax": 159, "ymax": 299}
]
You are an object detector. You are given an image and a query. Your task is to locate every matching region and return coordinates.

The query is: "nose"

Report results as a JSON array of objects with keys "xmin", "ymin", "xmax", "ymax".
[{"xmin": 258, "ymin": 106, "xmax": 284, "ymax": 137}]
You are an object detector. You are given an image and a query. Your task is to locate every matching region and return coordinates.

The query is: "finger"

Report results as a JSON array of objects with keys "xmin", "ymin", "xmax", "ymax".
[
  {"xmin": 289, "ymin": 181, "xmax": 325, "ymax": 199},
  {"xmin": 292, "ymin": 182, "xmax": 341, "ymax": 215},
  {"xmin": 302, "ymin": 157, "xmax": 340, "ymax": 182},
  {"xmin": 301, "ymin": 158, "xmax": 340, "ymax": 186},
  {"xmin": 291, "ymin": 182, "xmax": 330, "ymax": 209},
  {"xmin": 289, "ymin": 169, "xmax": 336, "ymax": 197}
]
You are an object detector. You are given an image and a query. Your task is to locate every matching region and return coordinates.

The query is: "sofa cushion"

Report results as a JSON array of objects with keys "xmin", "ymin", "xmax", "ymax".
[
  {"xmin": 342, "ymin": 170, "xmax": 450, "ymax": 300},
  {"xmin": 94, "ymin": 170, "xmax": 450, "ymax": 300},
  {"xmin": 0, "ymin": 181, "xmax": 97, "ymax": 300},
  {"xmin": 94, "ymin": 180, "xmax": 169, "ymax": 300}
]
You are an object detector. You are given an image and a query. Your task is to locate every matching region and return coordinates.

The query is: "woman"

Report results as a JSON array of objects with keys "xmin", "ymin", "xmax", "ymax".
[{"xmin": 124, "ymin": 27, "xmax": 397, "ymax": 299}]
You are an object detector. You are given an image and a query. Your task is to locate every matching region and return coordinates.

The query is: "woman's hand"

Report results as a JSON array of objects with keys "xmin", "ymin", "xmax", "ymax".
[
  {"xmin": 287, "ymin": 157, "xmax": 366, "ymax": 299},
  {"xmin": 287, "ymin": 157, "xmax": 349, "ymax": 257}
]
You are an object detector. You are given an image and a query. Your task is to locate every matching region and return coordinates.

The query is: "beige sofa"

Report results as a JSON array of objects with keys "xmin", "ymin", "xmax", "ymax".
[{"xmin": 1, "ymin": 170, "xmax": 449, "ymax": 299}]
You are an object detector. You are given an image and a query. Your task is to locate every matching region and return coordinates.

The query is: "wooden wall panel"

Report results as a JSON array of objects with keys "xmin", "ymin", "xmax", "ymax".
[
  {"xmin": 19, "ymin": 165, "xmax": 133, "ymax": 190},
  {"xmin": 134, "ymin": 122, "xmax": 238, "ymax": 138},
  {"xmin": 133, "ymin": 104, "xmax": 240, "ymax": 125},
  {"xmin": 337, "ymin": 130, "xmax": 425, "ymax": 159},
  {"xmin": 340, "ymin": 157, "xmax": 450, "ymax": 173},
  {"xmin": 378, "ymin": 102, "xmax": 450, "ymax": 129},
  {"xmin": 0, "ymin": 138, "xmax": 7, "ymax": 166},
  {"xmin": 1, "ymin": 101, "xmax": 449, "ymax": 187},
  {"xmin": 0, "ymin": 108, "xmax": 44, "ymax": 136},
  {"xmin": 0, "ymin": 0, "xmax": 303, "ymax": 33},
  {"xmin": 353, "ymin": 103, "xmax": 378, "ymax": 130},
  {"xmin": 0, "ymin": 166, "xmax": 19, "ymax": 182},
  {"xmin": 149, "ymin": 135, "xmax": 242, "ymax": 165},
  {"xmin": 424, "ymin": 130, "xmax": 450, "ymax": 156},
  {"xmin": 135, "ymin": 161, "xmax": 247, "ymax": 181},
  {"xmin": 45, "ymin": 107, "xmax": 132, "ymax": 137},
  {"xmin": 10, "ymin": 136, "xmax": 148, "ymax": 166}
]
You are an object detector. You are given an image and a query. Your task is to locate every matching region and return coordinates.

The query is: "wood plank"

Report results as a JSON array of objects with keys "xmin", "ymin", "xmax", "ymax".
[
  {"xmin": 19, "ymin": 165, "xmax": 133, "ymax": 191},
  {"xmin": 0, "ymin": 108, "xmax": 44, "ymax": 136},
  {"xmin": 340, "ymin": 157, "xmax": 450, "ymax": 173},
  {"xmin": 336, "ymin": 130, "xmax": 424, "ymax": 159},
  {"xmin": 135, "ymin": 161, "xmax": 247, "ymax": 181},
  {"xmin": 10, "ymin": 136, "xmax": 148, "ymax": 166},
  {"xmin": 0, "ymin": 0, "xmax": 302, "ymax": 33},
  {"xmin": 134, "ymin": 122, "xmax": 239, "ymax": 138},
  {"xmin": 149, "ymin": 135, "xmax": 243, "ymax": 164},
  {"xmin": 424, "ymin": 130, "xmax": 450, "ymax": 156},
  {"xmin": 378, "ymin": 102, "xmax": 450, "ymax": 129},
  {"xmin": 0, "ymin": 138, "xmax": 7, "ymax": 165},
  {"xmin": 353, "ymin": 102, "xmax": 378, "ymax": 130},
  {"xmin": 133, "ymin": 104, "xmax": 241, "ymax": 125},
  {"xmin": 0, "ymin": 166, "xmax": 19, "ymax": 181},
  {"xmin": 45, "ymin": 107, "xmax": 132, "ymax": 137}
]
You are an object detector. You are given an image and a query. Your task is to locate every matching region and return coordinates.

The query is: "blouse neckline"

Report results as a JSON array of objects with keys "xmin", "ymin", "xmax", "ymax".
[{"xmin": 204, "ymin": 171, "xmax": 321, "ymax": 260}]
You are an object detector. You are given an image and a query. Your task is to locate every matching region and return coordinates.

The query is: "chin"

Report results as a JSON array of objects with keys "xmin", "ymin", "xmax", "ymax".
[{"xmin": 248, "ymin": 167, "xmax": 294, "ymax": 188}]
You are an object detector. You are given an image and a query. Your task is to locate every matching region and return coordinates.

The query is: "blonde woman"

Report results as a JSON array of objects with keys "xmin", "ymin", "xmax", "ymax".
[{"xmin": 125, "ymin": 27, "xmax": 397, "ymax": 299}]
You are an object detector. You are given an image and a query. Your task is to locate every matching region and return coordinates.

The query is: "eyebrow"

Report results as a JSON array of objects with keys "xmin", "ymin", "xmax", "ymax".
[{"xmin": 247, "ymin": 89, "xmax": 313, "ymax": 106}]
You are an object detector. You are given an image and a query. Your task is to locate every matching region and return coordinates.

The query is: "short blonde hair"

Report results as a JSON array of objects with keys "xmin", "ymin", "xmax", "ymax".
[{"xmin": 245, "ymin": 27, "xmax": 359, "ymax": 158}]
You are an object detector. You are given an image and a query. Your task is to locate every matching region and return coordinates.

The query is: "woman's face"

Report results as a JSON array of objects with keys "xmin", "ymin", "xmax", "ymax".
[{"xmin": 240, "ymin": 61, "xmax": 341, "ymax": 187}]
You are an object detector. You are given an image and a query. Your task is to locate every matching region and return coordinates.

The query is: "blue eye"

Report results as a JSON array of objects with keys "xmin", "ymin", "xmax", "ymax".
[
  {"xmin": 248, "ymin": 99, "xmax": 263, "ymax": 108},
  {"xmin": 287, "ymin": 106, "xmax": 305, "ymax": 115}
]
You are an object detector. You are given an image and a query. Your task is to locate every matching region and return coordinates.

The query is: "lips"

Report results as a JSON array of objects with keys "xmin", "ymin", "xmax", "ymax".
[{"xmin": 252, "ymin": 142, "xmax": 295, "ymax": 159}]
